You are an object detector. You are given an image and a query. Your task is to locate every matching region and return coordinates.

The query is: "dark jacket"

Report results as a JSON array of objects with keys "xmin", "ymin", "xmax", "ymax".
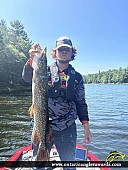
[{"xmin": 22, "ymin": 60, "xmax": 89, "ymax": 131}]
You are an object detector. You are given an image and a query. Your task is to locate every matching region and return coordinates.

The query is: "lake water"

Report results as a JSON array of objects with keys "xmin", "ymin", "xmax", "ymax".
[{"xmin": 0, "ymin": 84, "xmax": 128, "ymax": 170}]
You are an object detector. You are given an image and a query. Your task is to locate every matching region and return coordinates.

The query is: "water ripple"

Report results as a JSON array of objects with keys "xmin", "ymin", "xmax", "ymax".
[{"xmin": 0, "ymin": 84, "xmax": 128, "ymax": 169}]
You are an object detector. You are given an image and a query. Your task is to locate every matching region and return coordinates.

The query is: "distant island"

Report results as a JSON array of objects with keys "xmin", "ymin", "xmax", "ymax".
[
  {"xmin": 83, "ymin": 67, "xmax": 128, "ymax": 84},
  {"xmin": 0, "ymin": 19, "xmax": 128, "ymax": 94}
]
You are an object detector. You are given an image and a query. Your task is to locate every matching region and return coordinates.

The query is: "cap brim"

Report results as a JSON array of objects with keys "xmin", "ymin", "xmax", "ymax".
[{"xmin": 56, "ymin": 44, "xmax": 72, "ymax": 50}]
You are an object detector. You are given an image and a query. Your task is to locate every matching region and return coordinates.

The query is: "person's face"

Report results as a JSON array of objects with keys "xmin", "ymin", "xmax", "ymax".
[{"xmin": 56, "ymin": 46, "xmax": 72, "ymax": 62}]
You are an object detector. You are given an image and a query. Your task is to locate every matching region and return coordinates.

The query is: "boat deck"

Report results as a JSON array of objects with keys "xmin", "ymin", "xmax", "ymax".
[
  {"xmin": 3, "ymin": 144, "xmax": 110, "ymax": 170},
  {"xmin": 8, "ymin": 148, "xmax": 100, "ymax": 170}
]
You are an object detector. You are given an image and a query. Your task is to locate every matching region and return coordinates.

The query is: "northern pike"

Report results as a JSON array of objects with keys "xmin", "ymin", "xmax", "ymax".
[{"xmin": 29, "ymin": 47, "xmax": 51, "ymax": 161}]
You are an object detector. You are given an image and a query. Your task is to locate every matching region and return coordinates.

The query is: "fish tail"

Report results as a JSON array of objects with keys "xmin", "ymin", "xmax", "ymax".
[
  {"xmin": 36, "ymin": 142, "xmax": 50, "ymax": 161},
  {"xmin": 32, "ymin": 129, "xmax": 39, "ymax": 145},
  {"xmin": 28, "ymin": 104, "xmax": 34, "ymax": 117}
]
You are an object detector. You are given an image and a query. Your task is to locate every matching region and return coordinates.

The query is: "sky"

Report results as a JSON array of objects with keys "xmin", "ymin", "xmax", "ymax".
[{"xmin": 0, "ymin": 0, "xmax": 128, "ymax": 74}]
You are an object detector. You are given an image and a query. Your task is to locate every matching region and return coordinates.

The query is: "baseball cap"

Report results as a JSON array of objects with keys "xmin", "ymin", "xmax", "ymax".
[{"xmin": 55, "ymin": 36, "xmax": 73, "ymax": 49}]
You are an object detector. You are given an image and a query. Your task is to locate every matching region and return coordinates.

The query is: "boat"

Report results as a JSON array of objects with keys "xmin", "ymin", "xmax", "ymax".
[{"xmin": 1, "ymin": 144, "xmax": 111, "ymax": 170}]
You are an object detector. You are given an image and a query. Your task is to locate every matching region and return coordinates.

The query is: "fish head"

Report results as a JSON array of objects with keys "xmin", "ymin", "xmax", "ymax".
[
  {"xmin": 32, "ymin": 47, "xmax": 47, "ymax": 76},
  {"xmin": 38, "ymin": 47, "xmax": 47, "ymax": 74}
]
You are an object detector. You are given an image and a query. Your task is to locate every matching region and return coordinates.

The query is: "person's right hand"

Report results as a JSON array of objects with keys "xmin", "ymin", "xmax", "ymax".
[
  {"xmin": 29, "ymin": 44, "xmax": 41, "ymax": 59},
  {"xmin": 29, "ymin": 44, "xmax": 42, "ymax": 67}
]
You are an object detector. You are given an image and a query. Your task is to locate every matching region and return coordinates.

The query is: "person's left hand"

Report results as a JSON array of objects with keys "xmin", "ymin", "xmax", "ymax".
[{"xmin": 82, "ymin": 123, "xmax": 92, "ymax": 144}]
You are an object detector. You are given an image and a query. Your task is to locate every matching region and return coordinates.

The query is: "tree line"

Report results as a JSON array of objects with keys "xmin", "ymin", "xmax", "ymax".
[
  {"xmin": 83, "ymin": 67, "xmax": 128, "ymax": 84},
  {"xmin": 0, "ymin": 19, "xmax": 128, "ymax": 94},
  {"xmin": 0, "ymin": 19, "xmax": 32, "ymax": 94}
]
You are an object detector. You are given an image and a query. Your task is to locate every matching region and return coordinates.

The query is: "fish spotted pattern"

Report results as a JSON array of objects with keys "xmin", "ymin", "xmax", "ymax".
[{"xmin": 29, "ymin": 47, "xmax": 51, "ymax": 161}]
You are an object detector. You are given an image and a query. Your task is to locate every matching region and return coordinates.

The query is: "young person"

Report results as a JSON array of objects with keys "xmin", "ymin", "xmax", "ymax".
[{"xmin": 22, "ymin": 36, "xmax": 92, "ymax": 166}]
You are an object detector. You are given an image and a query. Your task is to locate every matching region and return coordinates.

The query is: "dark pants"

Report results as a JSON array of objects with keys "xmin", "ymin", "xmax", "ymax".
[{"xmin": 32, "ymin": 123, "xmax": 77, "ymax": 169}]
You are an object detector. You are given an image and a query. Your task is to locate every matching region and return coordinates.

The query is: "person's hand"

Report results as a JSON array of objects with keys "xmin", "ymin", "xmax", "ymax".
[
  {"xmin": 82, "ymin": 123, "xmax": 92, "ymax": 144},
  {"xmin": 29, "ymin": 43, "xmax": 42, "ymax": 58},
  {"xmin": 29, "ymin": 44, "xmax": 42, "ymax": 67}
]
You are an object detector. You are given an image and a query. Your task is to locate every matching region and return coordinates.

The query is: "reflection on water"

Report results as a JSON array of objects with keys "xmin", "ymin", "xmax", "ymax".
[{"xmin": 0, "ymin": 84, "xmax": 128, "ymax": 170}]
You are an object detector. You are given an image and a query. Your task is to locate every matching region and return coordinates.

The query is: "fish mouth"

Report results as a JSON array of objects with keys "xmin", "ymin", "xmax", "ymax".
[
  {"xmin": 40, "ymin": 47, "xmax": 47, "ymax": 60},
  {"xmin": 42, "ymin": 47, "xmax": 47, "ymax": 57}
]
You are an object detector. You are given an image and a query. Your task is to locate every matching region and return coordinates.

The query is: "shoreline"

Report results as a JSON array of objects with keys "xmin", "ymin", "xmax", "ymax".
[{"xmin": 0, "ymin": 83, "xmax": 128, "ymax": 95}]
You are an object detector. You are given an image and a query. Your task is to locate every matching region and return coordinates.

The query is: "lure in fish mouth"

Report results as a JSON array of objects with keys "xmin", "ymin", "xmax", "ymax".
[
  {"xmin": 28, "ymin": 47, "xmax": 51, "ymax": 161},
  {"xmin": 106, "ymin": 151, "xmax": 126, "ymax": 162}
]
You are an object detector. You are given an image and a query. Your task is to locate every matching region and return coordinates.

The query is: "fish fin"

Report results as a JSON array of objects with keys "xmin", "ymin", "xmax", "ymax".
[
  {"xmin": 28, "ymin": 104, "xmax": 34, "ymax": 117},
  {"xmin": 32, "ymin": 130, "xmax": 39, "ymax": 145},
  {"xmin": 46, "ymin": 124, "xmax": 52, "ymax": 142},
  {"xmin": 36, "ymin": 142, "xmax": 50, "ymax": 161}
]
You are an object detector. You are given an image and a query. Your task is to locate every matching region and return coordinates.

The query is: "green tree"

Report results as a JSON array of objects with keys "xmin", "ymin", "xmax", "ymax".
[
  {"xmin": 0, "ymin": 19, "xmax": 32, "ymax": 92},
  {"xmin": 83, "ymin": 67, "xmax": 128, "ymax": 84}
]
